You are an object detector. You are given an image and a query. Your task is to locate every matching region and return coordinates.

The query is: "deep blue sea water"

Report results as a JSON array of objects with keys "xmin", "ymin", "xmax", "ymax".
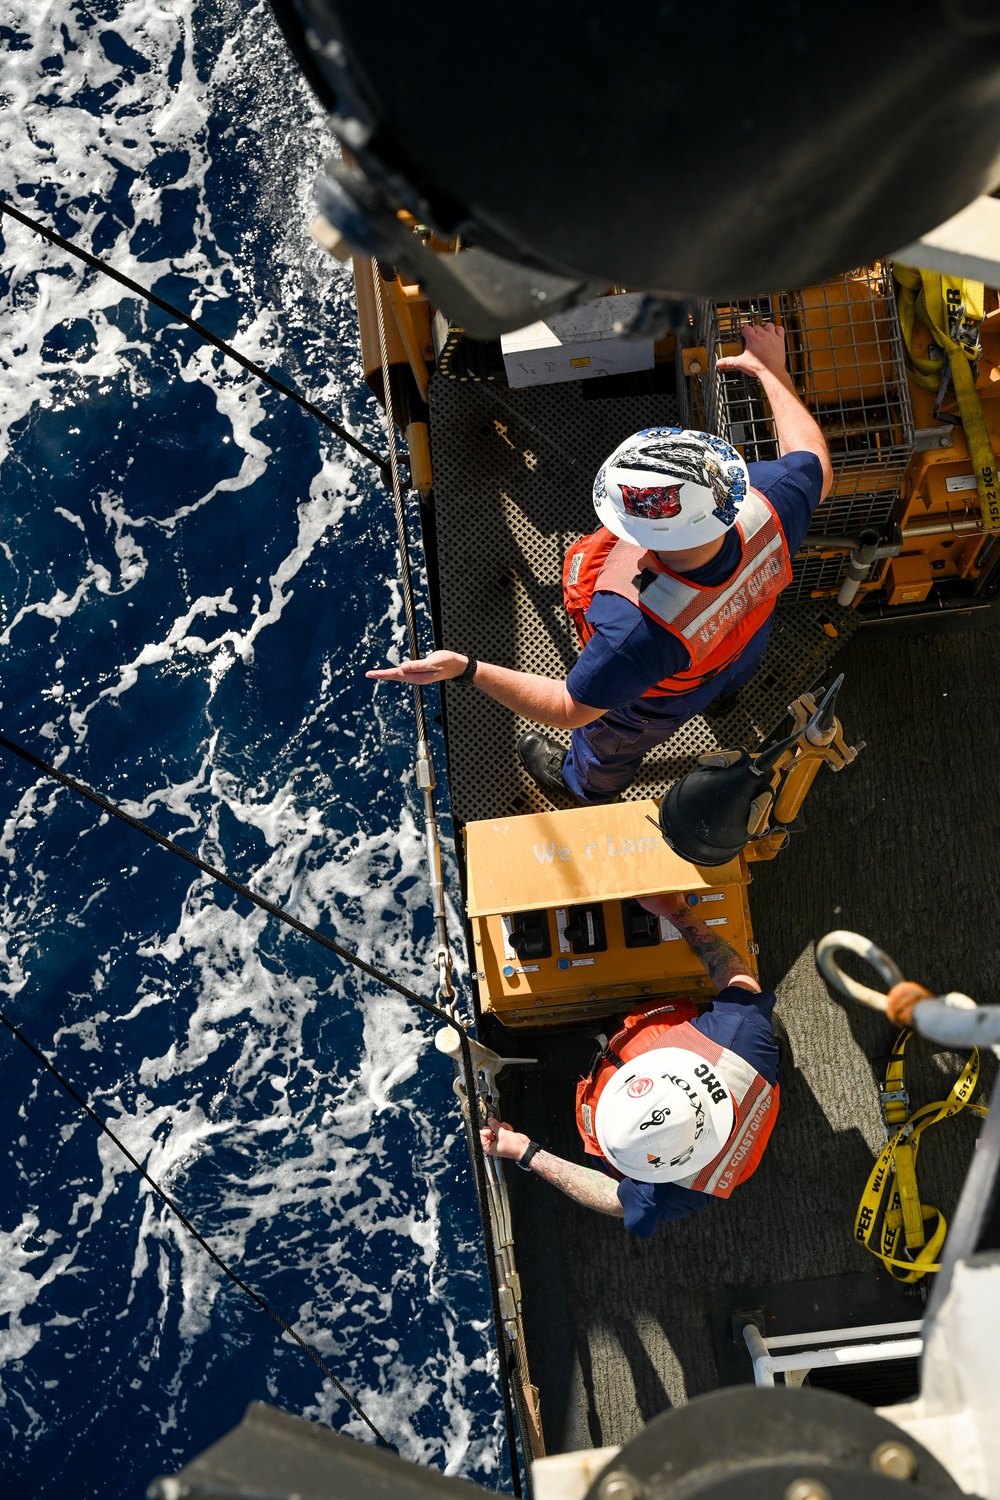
[{"xmin": 0, "ymin": 4, "xmax": 504, "ymax": 1494}]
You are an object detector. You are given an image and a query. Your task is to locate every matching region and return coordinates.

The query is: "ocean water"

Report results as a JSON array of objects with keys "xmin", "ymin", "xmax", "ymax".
[{"xmin": 0, "ymin": 3, "xmax": 505, "ymax": 1494}]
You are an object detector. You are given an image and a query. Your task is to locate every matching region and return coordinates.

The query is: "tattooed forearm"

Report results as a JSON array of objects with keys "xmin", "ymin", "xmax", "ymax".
[
  {"xmin": 639, "ymin": 895, "xmax": 758, "ymax": 993},
  {"xmin": 527, "ymin": 1148, "xmax": 625, "ymax": 1217},
  {"xmin": 670, "ymin": 914, "xmax": 750, "ymax": 989}
]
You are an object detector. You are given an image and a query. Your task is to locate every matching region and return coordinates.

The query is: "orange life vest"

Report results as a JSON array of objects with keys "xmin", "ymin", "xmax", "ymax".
[
  {"xmin": 562, "ymin": 489, "xmax": 792, "ymax": 698},
  {"xmin": 575, "ymin": 1002, "xmax": 779, "ymax": 1199}
]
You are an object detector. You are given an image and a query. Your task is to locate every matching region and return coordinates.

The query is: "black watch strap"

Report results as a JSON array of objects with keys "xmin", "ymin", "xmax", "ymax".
[
  {"xmin": 456, "ymin": 654, "xmax": 478, "ymax": 683},
  {"xmin": 518, "ymin": 1141, "xmax": 542, "ymax": 1171}
]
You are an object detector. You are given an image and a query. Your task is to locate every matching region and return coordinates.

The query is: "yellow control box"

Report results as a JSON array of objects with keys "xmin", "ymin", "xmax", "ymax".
[
  {"xmin": 886, "ymin": 554, "xmax": 933, "ymax": 605},
  {"xmin": 465, "ymin": 801, "xmax": 756, "ymax": 1027}
]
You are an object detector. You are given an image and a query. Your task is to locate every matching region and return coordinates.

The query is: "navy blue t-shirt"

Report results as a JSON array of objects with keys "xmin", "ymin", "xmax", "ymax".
[
  {"xmin": 565, "ymin": 452, "xmax": 824, "ymax": 717},
  {"xmin": 611, "ymin": 987, "xmax": 780, "ymax": 1239}
]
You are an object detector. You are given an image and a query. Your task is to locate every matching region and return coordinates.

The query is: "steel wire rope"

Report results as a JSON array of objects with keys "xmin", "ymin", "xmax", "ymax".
[
  {"xmin": 370, "ymin": 259, "xmax": 428, "ymax": 738},
  {"xmin": 0, "ymin": 1003, "xmax": 393, "ymax": 1450},
  {"xmin": 0, "ymin": 729, "xmax": 526, "ymax": 1494},
  {"xmin": 369, "ymin": 264, "xmax": 527, "ymax": 1496},
  {"xmin": 0, "ymin": 196, "xmax": 391, "ymax": 480},
  {"xmin": 369, "ymin": 258, "xmax": 453, "ymax": 1003}
]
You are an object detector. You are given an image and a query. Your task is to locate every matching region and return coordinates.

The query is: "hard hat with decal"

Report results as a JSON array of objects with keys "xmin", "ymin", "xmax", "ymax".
[
  {"xmin": 593, "ymin": 427, "xmax": 750, "ymax": 551},
  {"xmin": 594, "ymin": 1045, "xmax": 735, "ymax": 1184}
]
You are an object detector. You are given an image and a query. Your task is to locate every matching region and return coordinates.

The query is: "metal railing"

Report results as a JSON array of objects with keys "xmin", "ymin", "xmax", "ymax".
[{"xmin": 742, "ymin": 1320, "xmax": 924, "ymax": 1389}]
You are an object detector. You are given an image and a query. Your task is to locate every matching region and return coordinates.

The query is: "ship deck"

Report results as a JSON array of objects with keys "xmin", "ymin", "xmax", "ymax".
[{"xmin": 426, "ymin": 370, "xmax": 999, "ymax": 1455}]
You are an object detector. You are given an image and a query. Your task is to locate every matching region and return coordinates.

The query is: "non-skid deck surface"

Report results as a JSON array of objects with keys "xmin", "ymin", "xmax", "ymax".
[
  {"xmin": 429, "ymin": 375, "xmax": 859, "ymax": 823},
  {"xmin": 496, "ymin": 608, "xmax": 999, "ymax": 1453},
  {"xmin": 429, "ymin": 370, "xmax": 996, "ymax": 1454}
]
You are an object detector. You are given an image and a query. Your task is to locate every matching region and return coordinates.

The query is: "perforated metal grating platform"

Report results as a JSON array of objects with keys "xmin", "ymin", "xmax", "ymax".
[{"xmin": 429, "ymin": 376, "xmax": 860, "ymax": 824}]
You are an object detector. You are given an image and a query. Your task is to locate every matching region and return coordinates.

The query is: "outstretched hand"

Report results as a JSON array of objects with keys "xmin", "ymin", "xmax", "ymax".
[
  {"xmin": 716, "ymin": 321, "xmax": 790, "ymax": 384},
  {"xmin": 480, "ymin": 1115, "xmax": 530, "ymax": 1162},
  {"xmin": 366, "ymin": 649, "xmax": 469, "ymax": 686}
]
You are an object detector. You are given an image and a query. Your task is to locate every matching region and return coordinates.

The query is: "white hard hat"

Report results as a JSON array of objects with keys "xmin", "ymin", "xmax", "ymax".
[
  {"xmin": 593, "ymin": 427, "xmax": 750, "ymax": 551},
  {"xmin": 594, "ymin": 1045, "xmax": 735, "ymax": 1184}
]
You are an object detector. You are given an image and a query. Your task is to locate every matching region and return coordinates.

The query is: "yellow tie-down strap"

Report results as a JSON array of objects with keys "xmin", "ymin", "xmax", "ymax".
[
  {"xmin": 895, "ymin": 263, "xmax": 1000, "ymax": 531},
  {"xmin": 855, "ymin": 1028, "xmax": 988, "ymax": 1282}
]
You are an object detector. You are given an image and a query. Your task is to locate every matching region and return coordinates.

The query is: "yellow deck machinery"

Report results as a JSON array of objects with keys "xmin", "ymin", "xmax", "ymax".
[
  {"xmin": 464, "ymin": 679, "xmax": 860, "ymax": 1028},
  {"xmin": 683, "ymin": 265, "xmax": 1000, "ymax": 607},
  {"xmin": 465, "ymin": 801, "xmax": 754, "ymax": 1028}
]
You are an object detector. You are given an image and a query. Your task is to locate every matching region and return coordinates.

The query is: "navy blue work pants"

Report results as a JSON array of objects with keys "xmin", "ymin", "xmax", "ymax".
[{"xmin": 562, "ymin": 656, "xmax": 762, "ymax": 804}]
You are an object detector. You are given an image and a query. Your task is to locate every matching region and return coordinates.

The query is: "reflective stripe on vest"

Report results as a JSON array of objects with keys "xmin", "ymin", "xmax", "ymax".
[
  {"xmin": 563, "ymin": 489, "xmax": 792, "ymax": 698},
  {"xmin": 575, "ymin": 1005, "xmax": 779, "ymax": 1200}
]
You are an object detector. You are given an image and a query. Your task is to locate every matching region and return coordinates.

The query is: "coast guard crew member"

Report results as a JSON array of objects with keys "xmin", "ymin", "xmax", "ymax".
[
  {"xmin": 366, "ymin": 323, "xmax": 832, "ymax": 804},
  {"xmin": 480, "ymin": 892, "xmax": 781, "ymax": 1238}
]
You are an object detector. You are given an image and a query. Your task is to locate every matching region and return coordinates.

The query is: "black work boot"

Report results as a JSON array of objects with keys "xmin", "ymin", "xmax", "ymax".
[
  {"xmin": 772, "ymin": 1013, "xmax": 795, "ymax": 1080},
  {"xmin": 703, "ymin": 688, "xmax": 743, "ymax": 721},
  {"xmin": 517, "ymin": 732, "xmax": 578, "ymax": 805}
]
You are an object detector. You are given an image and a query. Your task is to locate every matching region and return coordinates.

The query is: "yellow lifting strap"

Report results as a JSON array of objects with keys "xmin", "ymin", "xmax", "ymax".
[
  {"xmin": 855, "ymin": 1028, "xmax": 988, "ymax": 1282},
  {"xmin": 894, "ymin": 263, "xmax": 1000, "ymax": 532}
]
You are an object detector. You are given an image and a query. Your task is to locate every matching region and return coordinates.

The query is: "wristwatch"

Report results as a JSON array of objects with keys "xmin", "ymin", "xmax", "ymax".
[
  {"xmin": 456, "ymin": 654, "xmax": 478, "ymax": 684},
  {"xmin": 517, "ymin": 1141, "xmax": 542, "ymax": 1171}
]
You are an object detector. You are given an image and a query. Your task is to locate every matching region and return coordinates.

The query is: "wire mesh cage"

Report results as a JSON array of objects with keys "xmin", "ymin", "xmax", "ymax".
[
  {"xmin": 693, "ymin": 265, "xmax": 915, "ymax": 596},
  {"xmin": 788, "ymin": 550, "xmax": 851, "ymax": 600}
]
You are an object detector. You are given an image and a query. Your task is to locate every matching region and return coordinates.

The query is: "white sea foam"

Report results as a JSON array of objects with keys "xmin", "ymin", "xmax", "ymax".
[
  {"xmin": 1, "ymin": 4, "xmax": 208, "ymax": 458},
  {"xmin": 0, "ymin": 0, "xmax": 496, "ymax": 1486},
  {"xmin": 0, "ymin": 1216, "xmax": 78, "ymax": 1370}
]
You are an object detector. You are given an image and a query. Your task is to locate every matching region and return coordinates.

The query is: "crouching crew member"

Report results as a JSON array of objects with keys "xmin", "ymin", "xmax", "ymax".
[
  {"xmin": 366, "ymin": 323, "xmax": 832, "ymax": 804},
  {"xmin": 480, "ymin": 892, "xmax": 781, "ymax": 1238}
]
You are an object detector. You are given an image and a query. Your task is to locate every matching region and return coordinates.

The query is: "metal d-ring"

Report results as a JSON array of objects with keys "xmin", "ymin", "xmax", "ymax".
[
  {"xmin": 814, "ymin": 929, "xmax": 905, "ymax": 1011},
  {"xmin": 817, "ymin": 932, "xmax": 997, "ymax": 1053}
]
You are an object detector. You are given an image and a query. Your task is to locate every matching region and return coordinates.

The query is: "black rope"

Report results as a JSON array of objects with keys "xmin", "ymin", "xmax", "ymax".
[
  {"xmin": 0, "ymin": 1004, "xmax": 393, "ymax": 1449},
  {"xmin": 0, "ymin": 195, "xmax": 391, "ymax": 482},
  {"xmin": 0, "ymin": 730, "xmax": 527, "ymax": 1491}
]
